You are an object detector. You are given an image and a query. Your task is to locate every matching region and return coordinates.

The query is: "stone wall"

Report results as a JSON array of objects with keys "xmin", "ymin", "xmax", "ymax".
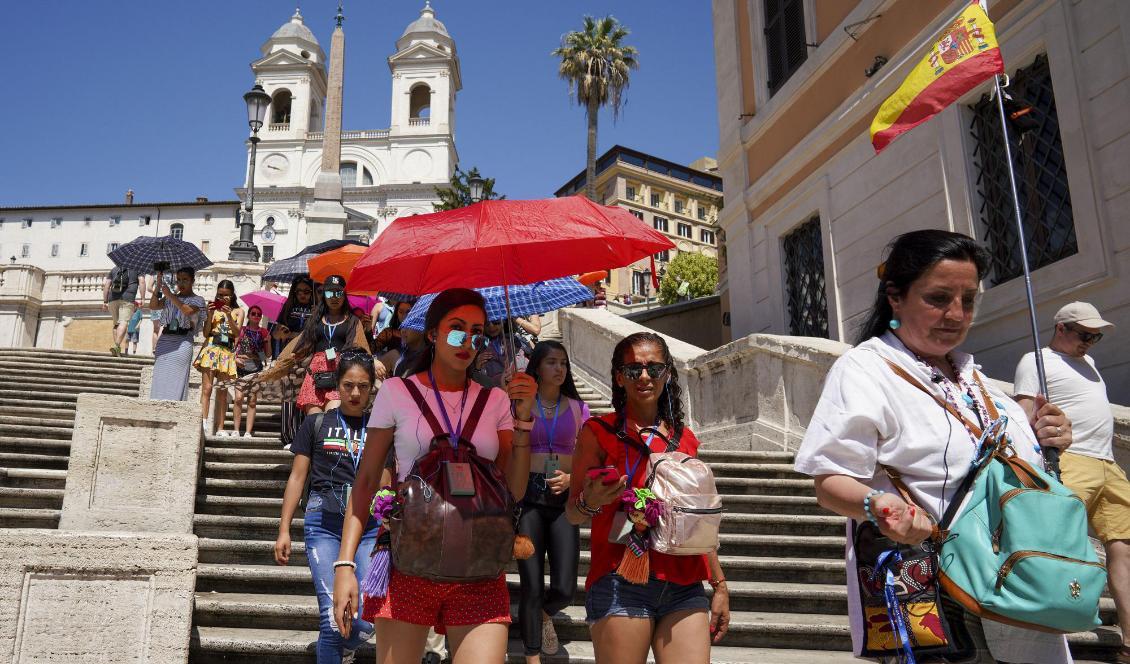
[{"xmin": 624, "ymin": 296, "xmax": 723, "ymax": 350}]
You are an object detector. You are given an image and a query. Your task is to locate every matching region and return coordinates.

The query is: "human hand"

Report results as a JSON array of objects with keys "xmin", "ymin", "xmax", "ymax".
[
  {"xmin": 101, "ymin": 302, "xmax": 109, "ymax": 312},
  {"xmin": 583, "ymin": 472, "xmax": 628, "ymax": 508},
  {"xmin": 359, "ymin": 313, "xmax": 373, "ymax": 332},
  {"xmin": 475, "ymin": 349, "xmax": 495, "ymax": 369},
  {"xmin": 273, "ymin": 531, "xmax": 291, "ymax": 565},
  {"xmin": 374, "ymin": 361, "xmax": 388, "ymax": 380},
  {"xmin": 873, "ymin": 493, "xmax": 934, "ymax": 546},
  {"xmin": 1032, "ymin": 395, "xmax": 1072, "ymax": 451},
  {"xmin": 332, "ymin": 567, "xmax": 358, "ymax": 639},
  {"xmin": 506, "ymin": 372, "xmax": 536, "ymax": 420},
  {"xmin": 546, "ymin": 470, "xmax": 570, "ymax": 495},
  {"xmin": 221, "ymin": 305, "xmax": 232, "ymax": 314},
  {"xmin": 709, "ymin": 582, "xmax": 730, "ymax": 643}
]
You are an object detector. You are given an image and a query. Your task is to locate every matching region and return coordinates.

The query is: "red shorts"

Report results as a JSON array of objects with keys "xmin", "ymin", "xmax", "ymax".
[
  {"xmin": 363, "ymin": 569, "xmax": 510, "ymax": 634},
  {"xmin": 296, "ymin": 351, "xmax": 340, "ymax": 410}
]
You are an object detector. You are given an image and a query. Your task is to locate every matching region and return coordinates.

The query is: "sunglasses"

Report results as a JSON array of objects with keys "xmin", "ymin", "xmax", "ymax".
[
  {"xmin": 323, "ymin": 290, "xmax": 345, "ymax": 299},
  {"xmin": 249, "ymin": 311, "xmax": 262, "ymax": 318},
  {"xmin": 620, "ymin": 362, "xmax": 670, "ymax": 381},
  {"xmin": 340, "ymin": 348, "xmax": 375, "ymax": 364},
  {"xmin": 1066, "ymin": 324, "xmax": 1103, "ymax": 344},
  {"xmin": 445, "ymin": 329, "xmax": 488, "ymax": 350}
]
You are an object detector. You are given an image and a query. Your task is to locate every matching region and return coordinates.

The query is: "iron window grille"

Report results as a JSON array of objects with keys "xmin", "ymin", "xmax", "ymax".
[
  {"xmin": 969, "ymin": 54, "xmax": 1077, "ymax": 286},
  {"xmin": 782, "ymin": 217, "xmax": 829, "ymax": 338},
  {"xmin": 764, "ymin": 0, "xmax": 808, "ymax": 95},
  {"xmin": 262, "ymin": 246, "xmax": 275, "ymax": 263}
]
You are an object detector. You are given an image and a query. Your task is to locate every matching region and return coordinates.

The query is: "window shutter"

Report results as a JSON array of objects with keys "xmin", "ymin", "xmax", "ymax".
[{"xmin": 764, "ymin": 0, "xmax": 808, "ymax": 95}]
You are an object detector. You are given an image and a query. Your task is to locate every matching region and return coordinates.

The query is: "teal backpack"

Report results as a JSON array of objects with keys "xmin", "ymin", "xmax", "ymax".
[{"xmin": 886, "ymin": 361, "xmax": 1106, "ymax": 634}]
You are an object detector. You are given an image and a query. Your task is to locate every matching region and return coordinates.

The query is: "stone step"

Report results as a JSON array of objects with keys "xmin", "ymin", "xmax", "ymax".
[
  {"xmin": 0, "ymin": 424, "xmax": 72, "ymax": 440},
  {"xmin": 195, "ymin": 544, "xmax": 847, "ymax": 586},
  {"xmin": 1, "ymin": 347, "xmax": 152, "ymax": 366},
  {"xmin": 0, "ymin": 398, "xmax": 79, "ymax": 413},
  {"xmin": 700, "ymin": 463, "xmax": 805, "ymax": 479},
  {"xmin": 696, "ymin": 450, "xmax": 795, "ymax": 463},
  {"xmin": 0, "ymin": 389, "xmax": 79, "ymax": 403},
  {"xmin": 0, "ymin": 451, "xmax": 69, "ymax": 469},
  {"xmin": 0, "ymin": 486, "xmax": 64, "ymax": 510},
  {"xmin": 0, "ymin": 467, "xmax": 66, "ymax": 489},
  {"xmin": 0, "ymin": 358, "xmax": 144, "ymax": 378},
  {"xmin": 0, "ymin": 436, "xmax": 71, "ymax": 454},
  {"xmin": 192, "ymin": 515, "xmax": 846, "ymax": 559},
  {"xmin": 201, "ymin": 477, "xmax": 289, "ymax": 497},
  {"xmin": 0, "ymin": 507, "xmax": 59, "ymax": 529},
  {"xmin": 0, "ymin": 379, "xmax": 137, "ymax": 397},
  {"xmin": 0, "ymin": 414, "xmax": 73, "ymax": 429}
]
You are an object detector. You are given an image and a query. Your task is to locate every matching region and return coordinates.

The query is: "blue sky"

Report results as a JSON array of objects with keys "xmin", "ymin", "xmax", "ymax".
[{"xmin": 1, "ymin": 1, "xmax": 719, "ymax": 206}]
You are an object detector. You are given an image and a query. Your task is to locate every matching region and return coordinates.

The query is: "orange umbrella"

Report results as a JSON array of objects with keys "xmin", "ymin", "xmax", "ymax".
[
  {"xmin": 307, "ymin": 244, "xmax": 367, "ymax": 284},
  {"xmin": 577, "ymin": 270, "xmax": 608, "ymax": 286}
]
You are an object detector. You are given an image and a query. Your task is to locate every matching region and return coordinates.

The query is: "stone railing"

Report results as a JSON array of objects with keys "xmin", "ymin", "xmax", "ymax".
[
  {"xmin": 268, "ymin": 122, "xmax": 290, "ymax": 132},
  {"xmin": 557, "ymin": 308, "xmax": 1130, "ymax": 467},
  {"xmin": 306, "ymin": 129, "xmax": 390, "ymax": 140},
  {"xmin": 408, "ymin": 118, "xmax": 430, "ymax": 127}
]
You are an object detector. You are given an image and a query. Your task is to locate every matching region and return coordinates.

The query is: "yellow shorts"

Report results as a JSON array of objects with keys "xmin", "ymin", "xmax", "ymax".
[{"xmin": 1059, "ymin": 451, "xmax": 1130, "ymax": 542}]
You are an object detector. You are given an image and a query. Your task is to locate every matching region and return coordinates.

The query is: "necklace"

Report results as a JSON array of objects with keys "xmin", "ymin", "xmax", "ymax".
[{"xmin": 913, "ymin": 352, "xmax": 990, "ymax": 445}]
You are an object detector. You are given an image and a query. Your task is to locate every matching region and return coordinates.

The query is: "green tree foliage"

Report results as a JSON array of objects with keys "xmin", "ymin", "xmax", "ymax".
[
  {"xmin": 433, "ymin": 166, "xmax": 504, "ymax": 211},
  {"xmin": 658, "ymin": 253, "xmax": 718, "ymax": 305},
  {"xmin": 552, "ymin": 16, "xmax": 639, "ymax": 201}
]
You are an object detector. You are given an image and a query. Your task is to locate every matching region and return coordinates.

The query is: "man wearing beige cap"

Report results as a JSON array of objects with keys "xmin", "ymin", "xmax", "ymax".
[{"xmin": 1014, "ymin": 301, "xmax": 1128, "ymax": 662}]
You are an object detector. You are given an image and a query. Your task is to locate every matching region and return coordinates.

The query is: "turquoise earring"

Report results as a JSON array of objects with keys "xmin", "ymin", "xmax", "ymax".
[{"xmin": 889, "ymin": 319, "xmax": 901, "ymax": 330}]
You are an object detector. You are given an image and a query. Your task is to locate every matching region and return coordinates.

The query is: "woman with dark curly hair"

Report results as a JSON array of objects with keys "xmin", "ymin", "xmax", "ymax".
[{"xmin": 564, "ymin": 332, "xmax": 729, "ymax": 664}]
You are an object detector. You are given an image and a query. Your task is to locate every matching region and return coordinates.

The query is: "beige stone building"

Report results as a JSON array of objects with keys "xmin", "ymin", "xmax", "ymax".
[
  {"xmin": 712, "ymin": 0, "xmax": 1130, "ymax": 401},
  {"xmin": 555, "ymin": 145, "xmax": 723, "ymax": 307}
]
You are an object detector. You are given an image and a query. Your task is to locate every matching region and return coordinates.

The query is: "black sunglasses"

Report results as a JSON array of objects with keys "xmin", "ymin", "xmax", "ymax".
[
  {"xmin": 1066, "ymin": 324, "xmax": 1103, "ymax": 344},
  {"xmin": 323, "ymin": 289, "xmax": 345, "ymax": 299},
  {"xmin": 339, "ymin": 349, "xmax": 374, "ymax": 364},
  {"xmin": 619, "ymin": 362, "xmax": 670, "ymax": 381}
]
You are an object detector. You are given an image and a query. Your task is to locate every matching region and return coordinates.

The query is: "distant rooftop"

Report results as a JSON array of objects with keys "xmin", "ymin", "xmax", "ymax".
[
  {"xmin": 0, "ymin": 200, "xmax": 240, "ymax": 212},
  {"xmin": 554, "ymin": 145, "xmax": 723, "ymax": 198}
]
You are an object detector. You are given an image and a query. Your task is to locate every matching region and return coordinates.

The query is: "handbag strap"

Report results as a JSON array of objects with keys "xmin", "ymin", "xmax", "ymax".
[
  {"xmin": 402, "ymin": 377, "xmax": 493, "ymax": 446},
  {"xmin": 882, "ymin": 359, "xmax": 995, "ymax": 437},
  {"xmin": 459, "ymin": 387, "xmax": 493, "ymax": 443},
  {"xmin": 402, "ymin": 378, "xmax": 445, "ymax": 439}
]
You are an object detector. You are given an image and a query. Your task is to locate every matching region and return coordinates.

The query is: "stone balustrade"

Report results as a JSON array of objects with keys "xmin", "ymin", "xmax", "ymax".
[
  {"xmin": 557, "ymin": 308, "xmax": 1130, "ymax": 468},
  {"xmin": 306, "ymin": 129, "xmax": 390, "ymax": 140},
  {"xmin": 268, "ymin": 122, "xmax": 290, "ymax": 132},
  {"xmin": 408, "ymin": 118, "xmax": 430, "ymax": 127}
]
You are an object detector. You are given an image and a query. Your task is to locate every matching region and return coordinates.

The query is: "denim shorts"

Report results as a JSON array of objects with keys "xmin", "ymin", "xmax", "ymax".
[{"xmin": 584, "ymin": 573, "xmax": 709, "ymax": 624}]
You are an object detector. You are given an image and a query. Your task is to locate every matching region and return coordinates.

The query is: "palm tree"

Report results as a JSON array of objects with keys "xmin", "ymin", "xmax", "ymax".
[{"xmin": 553, "ymin": 15, "xmax": 639, "ymax": 202}]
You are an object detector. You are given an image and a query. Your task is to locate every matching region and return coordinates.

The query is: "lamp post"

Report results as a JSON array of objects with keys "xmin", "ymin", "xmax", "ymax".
[
  {"xmin": 641, "ymin": 268, "xmax": 652, "ymax": 308},
  {"xmin": 228, "ymin": 84, "xmax": 271, "ymax": 262},
  {"xmin": 467, "ymin": 174, "xmax": 485, "ymax": 204}
]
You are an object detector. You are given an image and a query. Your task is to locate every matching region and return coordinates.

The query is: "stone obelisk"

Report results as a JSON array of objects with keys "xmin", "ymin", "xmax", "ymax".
[{"xmin": 305, "ymin": 3, "xmax": 348, "ymax": 244}]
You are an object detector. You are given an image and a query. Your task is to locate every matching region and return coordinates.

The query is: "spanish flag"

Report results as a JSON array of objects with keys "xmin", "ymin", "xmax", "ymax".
[{"xmin": 870, "ymin": 1, "xmax": 1004, "ymax": 153}]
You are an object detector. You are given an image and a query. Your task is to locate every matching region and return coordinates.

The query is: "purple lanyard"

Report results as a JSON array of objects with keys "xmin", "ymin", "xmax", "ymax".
[
  {"xmin": 536, "ymin": 395, "xmax": 562, "ymax": 454},
  {"xmin": 428, "ymin": 369, "xmax": 469, "ymax": 447}
]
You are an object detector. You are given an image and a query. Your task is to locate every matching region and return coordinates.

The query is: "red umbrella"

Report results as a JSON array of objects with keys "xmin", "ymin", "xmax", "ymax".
[{"xmin": 349, "ymin": 196, "xmax": 673, "ymax": 295}]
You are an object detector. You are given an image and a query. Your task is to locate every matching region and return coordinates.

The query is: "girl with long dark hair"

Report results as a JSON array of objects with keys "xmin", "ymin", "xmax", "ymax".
[
  {"xmin": 273, "ymin": 276, "xmax": 316, "ymax": 358},
  {"xmin": 517, "ymin": 341, "xmax": 589, "ymax": 662},
  {"xmin": 565, "ymin": 332, "xmax": 729, "ymax": 664},
  {"xmin": 232, "ymin": 305, "xmax": 270, "ymax": 438},
  {"xmin": 275, "ymin": 349, "xmax": 387, "ymax": 663},
  {"xmin": 332, "ymin": 288, "xmax": 538, "ymax": 664},
  {"xmin": 195, "ymin": 279, "xmax": 243, "ymax": 435}
]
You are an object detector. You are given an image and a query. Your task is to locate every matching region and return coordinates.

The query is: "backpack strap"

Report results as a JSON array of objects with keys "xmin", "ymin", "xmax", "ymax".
[
  {"xmin": 402, "ymin": 377, "xmax": 446, "ymax": 439},
  {"xmin": 299, "ymin": 412, "xmax": 325, "ymax": 509},
  {"xmin": 458, "ymin": 386, "xmax": 493, "ymax": 442}
]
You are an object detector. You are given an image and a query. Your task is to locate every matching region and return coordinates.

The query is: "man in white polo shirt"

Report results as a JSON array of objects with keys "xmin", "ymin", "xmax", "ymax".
[{"xmin": 1014, "ymin": 302, "xmax": 1128, "ymax": 662}]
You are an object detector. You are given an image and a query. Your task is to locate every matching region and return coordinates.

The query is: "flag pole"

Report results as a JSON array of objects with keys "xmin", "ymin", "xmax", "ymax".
[{"xmin": 992, "ymin": 73, "xmax": 1059, "ymax": 478}]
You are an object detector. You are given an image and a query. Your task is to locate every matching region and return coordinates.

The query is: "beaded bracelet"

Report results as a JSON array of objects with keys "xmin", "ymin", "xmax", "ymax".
[
  {"xmin": 575, "ymin": 492, "xmax": 601, "ymax": 518},
  {"xmin": 333, "ymin": 560, "xmax": 357, "ymax": 570},
  {"xmin": 863, "ymin": 489, "xmax": 886, "ymax": 525}
]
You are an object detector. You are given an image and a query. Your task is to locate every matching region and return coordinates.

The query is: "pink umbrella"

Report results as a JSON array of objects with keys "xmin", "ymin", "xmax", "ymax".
[
  {"xmin": 242, "ymin": 290, "xmax": 287, "ymax": 322},
  {"xmin": 347, "ymin": 294, "xmax": 378, "ymax": 315}
]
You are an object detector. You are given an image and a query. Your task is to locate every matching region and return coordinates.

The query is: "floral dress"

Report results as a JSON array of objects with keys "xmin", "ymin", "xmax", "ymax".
[{"xmin": 194, "ymin": 309, "xmax": 239, "ymax": 379}]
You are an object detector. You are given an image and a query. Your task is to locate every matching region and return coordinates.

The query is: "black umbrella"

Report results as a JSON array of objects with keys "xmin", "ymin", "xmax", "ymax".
[
  {"xmin": 262, "ymin": 252, "xmax": 318, "ymax": 283},
  {"xmin": 297, "ymin": 238, "xmax": 367, "ymax": 255},
  {"xmin": 108, "ymin": 236, "xmax": 213, "ymax": 275}
]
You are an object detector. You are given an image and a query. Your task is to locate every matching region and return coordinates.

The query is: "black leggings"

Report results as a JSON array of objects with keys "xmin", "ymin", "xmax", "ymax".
[{"xmin": 517, "ymin": 479, "xmax": 580, "ymax": 656}]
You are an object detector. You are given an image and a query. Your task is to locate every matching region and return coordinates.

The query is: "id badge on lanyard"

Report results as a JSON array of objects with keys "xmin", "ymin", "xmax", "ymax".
[
  {"xmin": 537, "ymin": 395, "xmax": 562, "ymax": 476},
  {"xmin": 337, "ymin": 412, "xmax": 367, "ymax": 509},
  {"xmin": 429, "ymin": 369, "xmax": 475, "ymax": 497}
]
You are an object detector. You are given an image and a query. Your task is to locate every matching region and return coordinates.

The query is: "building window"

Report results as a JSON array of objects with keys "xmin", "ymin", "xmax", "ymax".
[
  {"xmin": 654, "ymin": 250, "xmax": 670, "ymax": 262},
  {"xmin": 170, "ymin": 223, "xmax": 184, "ymax": 240},
  {"xmin": 107, "ymin": 242, "xmax": 120, "ymax": 254},
  {"xmin": 674, "ymin": 200, "xmax": 684, "ymax": 214},
  {"xmin": 79, "ymin": 243, "xmax": 89, "ymax": 257},
  {"xmin": 340, "ymin": 162, "xmax": 358, "ymax": 188},
  {"xmin": 51, "ymin": 217, "xmax": 62, "ymax": 228},
  {"xmin": 677, "ymin": 222, "xmax": 692, "ymax": 238},
  {"xmin": 697, "ymin": 206, "xmax": 707, "ymax": 220},
  {"xmin": 22, "ymin": 218, "xmax": 32, "ymax": 229},
  {"xmin": 701, "ymin": 229, "xmax": 716, "ymax": 245},
  {"xmin": 110, "ymin": 216, "xmax": 121, "ymax": 226},
  {"xmin": 629, "ymin": 210, "xmax": 644, "ymax": 221},
  {"xmin": 21, "ymin": 244, "xmax": 30, "ymax": 258},
  {"xmin": 653, "ymin": 217, "xmax": 669, "ymax": 233},
  {"xmin": 969, "ymin": 55, "xmax": 1077, "ymax": 286},
  {"xmin": 262, "ymin": 245, "xmax": 275, "ymax": 263},
  {"xmin": 50, "ymin": 243, "xmax": 60, "ymax": 257},
  {"xmin": 204, "ymin": 213, "xmax": 212, "ymax": 224},
  {"xmin": 201, "ymin": 240, "xmax": 210, "ymax": 254},
  {"xmin": 631, "ymin": 271, "xmax": 650, "ymax": 296},
  {"xmin": 139, "ymin": 215, "xmax": 151, "ymax": 226},
  {"xmin": 782, "ymin": 217, "xmax": 829, "ymax": 338},
  {"xmin": 362, "ymin": 169, "xmax": 374, "ymax": 186},
  {"xmin": 84, "ymin": 216, "xmax": 92, "ymax": 226},
  {"xmin": 626, "ymin": 185, "xmax": 636, "ymax": 200},
  {"xmin": 650, "ymin": 193, "xmax": 661, "ymax": 208},
  {"xmin": 764, "ymin": 0, "xmax": 808, "ymax": 95}
]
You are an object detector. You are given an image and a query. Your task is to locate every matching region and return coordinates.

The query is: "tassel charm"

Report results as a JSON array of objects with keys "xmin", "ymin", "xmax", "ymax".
[
  {"xmin": 360, "ymin": 529, "xmax": 391, "ymax": 599},
  {"xmin": 513, "ymin": 534, "xmax": 535, "ymax": 560},
  {"xmin": 617, "ymin": 527, "xmax": 650, "ymax": 584}
]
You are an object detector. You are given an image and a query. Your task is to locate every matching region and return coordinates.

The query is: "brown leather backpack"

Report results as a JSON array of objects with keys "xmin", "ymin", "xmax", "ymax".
[{"xmin": 390, "ymin": 379, "xmax": 517, "ymax": 582}]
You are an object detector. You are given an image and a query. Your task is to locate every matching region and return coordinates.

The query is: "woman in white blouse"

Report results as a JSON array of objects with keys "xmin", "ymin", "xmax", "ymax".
[{"xmin": 795, "ymin": 230, "xmax": 1074, "ymax": 664}]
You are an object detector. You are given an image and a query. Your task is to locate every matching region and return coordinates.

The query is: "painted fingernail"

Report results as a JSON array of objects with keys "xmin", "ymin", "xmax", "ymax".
[
  {"xmin": 909, "ymin": 507, "xmax": 916, "ymax": 516},
  {"xmin": 881, "ymin": 507, "xmax": 891, "ymax": 516}
]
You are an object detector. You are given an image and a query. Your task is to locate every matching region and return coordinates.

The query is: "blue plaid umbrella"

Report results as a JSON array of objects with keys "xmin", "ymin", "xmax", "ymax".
[
  {"xmin": 262, "ymin": 252, "xmax": 318, "ymax": 283},
  {"xmin": 107, "ymin": 235, "xmax": 212, "ymax": 275},
  {"xmin": 400, "ymin": 278, "xmax": 593, "ymax": 332}
]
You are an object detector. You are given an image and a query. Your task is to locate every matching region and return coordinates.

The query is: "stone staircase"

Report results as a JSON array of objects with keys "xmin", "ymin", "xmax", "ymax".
[
  {"xmin": 0, "ymin": 348, "xmax": 151, "ymax": 530},
  {"xmin": 0, "ymin": 346, "xmax": 1121, "ymax": 663}
]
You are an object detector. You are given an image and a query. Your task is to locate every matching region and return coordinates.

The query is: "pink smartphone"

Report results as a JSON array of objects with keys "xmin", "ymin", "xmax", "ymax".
[{"xmin": 586, "ymin": 466, "xmax": 619, "ymax": 485}]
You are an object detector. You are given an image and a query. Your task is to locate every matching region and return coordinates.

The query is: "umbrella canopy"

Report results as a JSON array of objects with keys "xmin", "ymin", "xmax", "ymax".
[
  {"xmin": 262, "ymin": 252, "xmax": 318, "ymax": 283},
  {"xmin": 241, "ymin": 290, "xmax": 287, "ymax": 322},
  {"xmin": 298, "ymin": 238, "xmax": 367, "ymax": 256},
  {"xmin": 308, "ymin": 244, "xmax": 367, "ymax": 284},
  {"xmin": 577, "ymin": 270, "xmax": 608, "ymax": 286},
  {"xmin": 400, "ymin": 278, "xmax": 594, "ymax": 332},
  {"xmin": 107, "ymin": 236, "xmax": 212, "ymax": 275},
  {"xmin": 347, "ymin": 294, "xmax": 378, "ymax": 314},
  {"xmin": 349, "ymin": 196, "xmax": 674, "ymax": 294}
]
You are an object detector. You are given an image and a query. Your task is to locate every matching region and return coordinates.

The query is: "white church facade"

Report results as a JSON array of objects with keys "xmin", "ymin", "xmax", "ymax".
[{"xmin": 0, "ymin": 4, "xmax": 460, "ymax": 351}]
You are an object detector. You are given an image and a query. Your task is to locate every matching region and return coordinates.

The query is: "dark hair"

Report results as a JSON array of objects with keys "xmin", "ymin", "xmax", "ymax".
[
  {"xmin": 388, "ymin": 299, "xmax": 412, "ymax": 332},
  {"xmin": 336, "ymin": 347, "xmax": 376, "ymax": 384},
  {"xmin": 176, "ymin": 266, "xmax": 195, "ymax": 280},
  {"xmin": 856, "ymin": 230, "xmax": 991, "ymax": 344},
  {"xmin": 279, "ymin": 276, "xmax": 315, "ymax": 325},
  {"xmin": 215, "ymin": 279, "xmax": 239, "ymax": 307},
  {"xmin": 610, "ymin": 332, "xmax": 685, "ymax": 440},
  {"xmin": 525, "ymin": 340, "xmax": 582, "ymax": 401},
  {"xmin": 294, "ymin": 288, "xmax": 359, "ymax": 358},
  {"xmin": 247, "ymin": 305, "xmax": 263, "ymax": 317},
  {"xmin": 404, "ymin": 288, "xmax": 487, "ymax": 377}
]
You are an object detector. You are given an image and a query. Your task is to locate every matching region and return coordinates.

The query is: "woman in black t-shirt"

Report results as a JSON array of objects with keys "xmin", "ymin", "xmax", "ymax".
[{"xmin": 275, "ymin": 349, "xmax": 388, "ymax": 663}]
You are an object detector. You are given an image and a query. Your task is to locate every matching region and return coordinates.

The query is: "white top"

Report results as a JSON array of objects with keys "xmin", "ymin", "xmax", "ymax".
[
  {"xmin": 794, "ymin": 333, "xmax": 1070, "ymax": 664},
  {"xmin": 1014, "ymin": 349, "xmax": 1114, "ymax": 461},
  {"xmin": 368, "ymin": 374, "xmax": 514, "ymax": 481}
]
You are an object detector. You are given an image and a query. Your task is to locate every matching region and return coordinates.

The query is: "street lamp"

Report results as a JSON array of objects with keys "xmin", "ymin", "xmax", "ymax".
[
  {"xmin": 642, "ymin": 268, "xmax": 652, "ymax": 307},
  {"xmin": 228, "ymin": 83, "xmax": 272, "ymax": 262},
  {"xmin": 467, "ymin": 174, "xmax": 485, "ymax": 204}
]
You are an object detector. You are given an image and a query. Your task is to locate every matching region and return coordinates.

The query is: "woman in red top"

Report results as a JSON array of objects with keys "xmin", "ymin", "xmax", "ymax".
[{"xmin": 566, "ymin": 331, "xmax": 730, "ymax": 664}]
